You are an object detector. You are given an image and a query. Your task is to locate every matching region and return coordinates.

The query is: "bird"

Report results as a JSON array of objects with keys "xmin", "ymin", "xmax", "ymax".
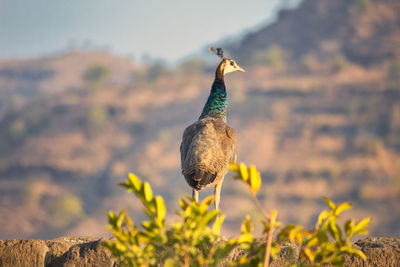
[{"xmin": 180, "ymin": 47, "xmax": 245, "ymax": 210}]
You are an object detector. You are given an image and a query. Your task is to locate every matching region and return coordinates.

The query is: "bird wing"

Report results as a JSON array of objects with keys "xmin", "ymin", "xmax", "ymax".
[{"xmin": 180, "ymin": 118, "xmax": 237, "ymax": 189}]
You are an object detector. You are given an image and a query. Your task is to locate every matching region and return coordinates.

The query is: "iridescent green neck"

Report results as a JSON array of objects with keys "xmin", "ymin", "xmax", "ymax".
[{"xmin": 199, "ymin": 81, "xmax": 227, "ymax": 121}]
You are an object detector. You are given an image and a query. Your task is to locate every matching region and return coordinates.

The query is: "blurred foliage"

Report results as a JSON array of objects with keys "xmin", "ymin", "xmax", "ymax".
[
  {"xmin": 146, "ymin": 62, "xmax": 166, "ymax": 82},
  {"xmin": 6, "ymin": 94, "xmax": 23, "ymax": 112},
  {"xmin": 331, "ymin": 54, "xmax": 349, "ymax": 73},
  {"xmin": 86, "ymin": 106, "xmax": 109, "ymax": 128},
  {"xmin": 250, "ymin": 45, "xmax": 289, "ymax": 71},
  {"xmin": 104, "ymin": 164, "xmax": 369, "ymax": 266},
  {"xmin": 179, "ymin": 58, "xmax": 207, "ymax": 74},
  {"xmin": 386, "ymin": 60, "xmax": 400, "ymax": 91},
  {"xmin": 83, "ymin": 64, "xmax": 111, "ymax": 91},
  {"xmin": 300, "ymin": 54, "xmax": 320, "ymax": 74},
  {"xmin": 352, "ymin": 0, "xmax": 372, "ymax": 13},
  {"xmin": 49, "ymin": 194, "xmax": 84, "ymax": 230},
  {"xmin": 8, "ymin": 119, "xmax": 27, "ymax": 143}
]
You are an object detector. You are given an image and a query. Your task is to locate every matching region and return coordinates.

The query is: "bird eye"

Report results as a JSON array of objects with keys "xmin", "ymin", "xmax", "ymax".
[{"xmin": 230, "ymin": 61, "xmax": 234, "ymax": 66}]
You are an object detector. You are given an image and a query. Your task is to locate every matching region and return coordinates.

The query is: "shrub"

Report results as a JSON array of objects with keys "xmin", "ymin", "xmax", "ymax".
[
  {"xmin": 331, "ymin": 54, "xmax": 349, "ymax": 73},
  {"xmin": 49, "ymin": 194, "xmax": 84, "ymax": 229},
  {"xmin": 180, "ymin": 59, "xmax": 207, "ymax": 73},
  {"xmin": 86, "ymin": 106, "xmax": 109, "ymax": 128},
  {"xmin": 8, "ymin": 119, "xmax": 27, "ymax": 143},
  {"xmin": 386, "ymin": 61, "xmax": 400, "ymax": 90},
  {"xmin": 83, "ymin": 64, "xmax": 111, "ymax": 91},
  {"xmin": 104, "ymin": 163, "xmax": 369, "ymax": 266},
  {"xmin": 250, "ymin": 45, "xmax": 289, "ymax": 71},
  {"xmin": 146, "ymin": 63, "xmax": 166, "ymax": 82}
]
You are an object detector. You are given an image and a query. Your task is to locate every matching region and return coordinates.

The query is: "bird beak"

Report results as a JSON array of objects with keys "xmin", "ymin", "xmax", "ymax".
[{"xmin": 237, "ymin": 66, "xmax": 245, "ymax": 72}]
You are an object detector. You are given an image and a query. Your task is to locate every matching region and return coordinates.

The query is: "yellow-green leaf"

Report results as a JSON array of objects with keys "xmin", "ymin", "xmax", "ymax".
[
  {"xmin": 354, "ymin": 217, "xmax": 370, "ymax": 233},
  {"xmin": 128, "ymin": 173, "xmax": 142, "ymax": 191},
  {"xmin": 316, "ymin": 210, "xmax": 330, "ymax": 229},
  {"xmin": 143, "ymin": 182, "xmax": 153, "ymax": 202},
  {"xmin": 238, "ymin": 233, "xmax": 254, "ymax": 243},
  {"xmin": 116, "ymin": 210, "xmax": 126, "ymax": 229},
  {"xmin": 323, "ymin": 197, "xmax": 336, "ymax": 210},
  {"xmin": 239, "ymin": 163, "xmax": 249, "ymax": 182},
  {"xmin": 230, "ymin": 162, "xmax": 239, "ymax": 172},
  {"xmin": 303, "ymin": 247, "xmax": 315, "ymax": 263},
  {"xmin": 345, "ymin": 219, "xmax": 355, "ymax": 237},
  {"xmin": 335, "ymin": 202, "xmax": 352, "ymax": 216},
  {"xmin": 155, "ymin": 196, "xmax": 166, "ymax": 222},
  {"xmin": 249, "ymin": 165, "xmax": 261, "ymax": 193},
  {"xmin": 213, "ymin": 215, "xmax": 225, "ymax": 234},
  {"xmin": 241, "ymin": 215, "xmax": 254, "ymax": 234},
  {"xmin": 164, "ymin": 258, "xmax": 175, "ymax": 267},
  {"xmin": 351, "ymin": 249, "xmax": 367, "ymax": 260}
]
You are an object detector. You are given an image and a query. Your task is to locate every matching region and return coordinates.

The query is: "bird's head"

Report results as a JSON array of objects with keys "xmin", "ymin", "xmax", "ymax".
[
  {"xmin": 210, "ymin": 47, "xmax": 245, "ymax": 75},
  {"xmin": 222, "ymin": 58, "xmax": 245, "ymax": 74}
]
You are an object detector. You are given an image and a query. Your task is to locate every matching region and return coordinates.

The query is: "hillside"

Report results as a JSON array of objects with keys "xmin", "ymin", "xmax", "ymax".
[
  {"xmin": 233, "ymin": 0, "xmax": 400, "ymax": 66},
  {"xmin": 0, "ymin": 0, "xmax": 400, "ymax": 240}
]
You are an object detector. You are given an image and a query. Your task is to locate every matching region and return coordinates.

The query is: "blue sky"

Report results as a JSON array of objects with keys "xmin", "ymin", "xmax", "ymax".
[{"xmin": 0, "ymin": 0, "xmax": 296, "ymax": 62}]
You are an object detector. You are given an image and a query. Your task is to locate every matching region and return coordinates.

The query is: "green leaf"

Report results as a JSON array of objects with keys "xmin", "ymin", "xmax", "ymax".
[
  {"xmin": 128, "ymin": 173, "xmax": 142, "ymax": 191},
  {"xmin": 249, "ymin": 165, "xmax": 261, "ymax": 194},
  {"xmin": 155, "ymin": 196, "xmax": 166, "ymax": 222},
  {"xmin": 329, "ymin": 219, "xmax": 342, "ymax": 241},
  {"xmin": 303, "ymin": 247, "xmax": 315, "ymax": 263},
  {"xmin": 354, "ymin": 217, "xmax": 370, "ymax": 234},
  {"xmin": 239, "ymin": 163, "xmax": 249, "ymax": 182},
  {"xmin": 199, "ymin": 210, "xmax": 220, "ymax": 228},
  {"xmin": 213, "ymin": 215, "xmax": 225, "ymax": 234},
  {"xmin": 350, "ymin": 249, "xmax": 367, "ymax": 260},
  {"xmin": 345, "ymin": 219, "xmax": 355, "ymax": 237},
  {"xmin": 335, "ymin": 202, "xmax": 352, "ymax": 216},
  {"xmin": 164, "ymin": 258, "xmax": 175, "ymax": 267},
  {"xmin": 116, "ymin": 210, "xmax": 126, "ymax": 229},
  {"xmin": 323, "ymin": 197, "xmax": 336, "ymax": 210},
  {"xmin": 241, "ymin": 215, "xmax": 254, "ymax": 234},
  {"xmin": 316, "ymin": 210, "xmax": 330, "ymax": 229},
  {"xmin": 143, "ymin": 182, "xmax": 153, "ymax": 202},
  {"xmin": 238, "ymin": 233, "xmax": 254, "ymax": 243},
  {"xmin": 230, "ymin": 162, "xmax": 239, "ymax": 172}
]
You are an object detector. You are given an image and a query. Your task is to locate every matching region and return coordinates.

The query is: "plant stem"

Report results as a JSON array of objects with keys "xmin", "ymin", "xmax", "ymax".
[
  {"xmin": 249, "ymin": 192, "xmax": 275, "ymax": 267},
  {"xmin": 251, "ymin": 193, "xmax": 269, "ymax": 219},
  {"xmin": 264, "ymin": 211, "xmax": 276, "ymax": 267}
]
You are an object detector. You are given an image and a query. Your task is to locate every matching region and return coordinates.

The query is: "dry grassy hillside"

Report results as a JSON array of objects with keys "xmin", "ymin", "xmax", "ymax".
[{"xmin": 0, "ymin": 0, "xmax": 399, "ymax": 239}]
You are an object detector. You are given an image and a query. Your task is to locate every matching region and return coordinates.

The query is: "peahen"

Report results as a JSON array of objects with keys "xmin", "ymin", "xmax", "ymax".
[{"xmin": 180, "ymin": 47, "xmax": 245, "ymax": 210}]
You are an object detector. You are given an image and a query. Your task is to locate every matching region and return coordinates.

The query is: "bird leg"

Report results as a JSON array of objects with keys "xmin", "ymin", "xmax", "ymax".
[
  {"xmin": 214, "ymin": 180, "xmax": 223, "ymax": 210},
  {"xmin": 193, "ymin": 189, "xmax": 199, "ymax": 203}
]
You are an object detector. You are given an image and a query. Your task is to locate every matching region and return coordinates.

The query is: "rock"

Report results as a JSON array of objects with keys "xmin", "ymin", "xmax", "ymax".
[
  {"xmin": 0, "ymin": 236, "xmax": 116, "ymax": 267},
  {"xmin": 0, "ymin": 240, "xmax": 49, "ymax": 267},
  {"xmin": 344, "ymin": 237, "xmax": 400, "ymax": 267},
  {"xmin": 0, "ymin": 236, "xmax": 398, "ymax": 266},
  {"xmin": 47, "ymin": 237, "xmax": 114, "ymax": 267}
]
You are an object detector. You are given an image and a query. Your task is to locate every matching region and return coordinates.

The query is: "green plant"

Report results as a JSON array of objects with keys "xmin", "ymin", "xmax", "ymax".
[
  {"xmin": 103, "ymin": 173, "xmax": 237, "ymax": 266},
  {"xmin": 386, "ymin": 60, "xmax": 400, "ymax": 90},
  {"xmin": 83, "ymin": 64, "xmax": 111, "ymax": 91},
  {"xmin": 231, "ymin": 163, "xmax": 369, "ymax": 267},
  {"xmin": 331, "ymin": 54, "xmax": 349, "ymax": 73},
  {"xmin": 180, "ymin": 58, "xmax": 207, "ymax": 73},
  {"xmin": 250, "ymin": 45, "xmax": 289, "ymax": 71},
  {"xmin": 104, "ymin": 164, "xmax": 369, "ymax": 267},
  {"xmin": 49, "ymin": 193, "xmax": 84, "ymax": 229},
  {"xmin": 86, "ymin": 106, "xmax": 109, "ymax": 128},
  {"xmin": 146, "ymin": 62, "xmax": 166, "ymax": 82},
  {"xmin": 8, "ymin": 119, "xmax": 27, "ymax": 143}
]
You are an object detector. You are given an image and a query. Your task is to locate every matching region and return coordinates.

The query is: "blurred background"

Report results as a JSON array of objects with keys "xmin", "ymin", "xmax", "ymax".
[{"xmin": 0, "ymin": 0, "xmax": 399, "ymax": 239}]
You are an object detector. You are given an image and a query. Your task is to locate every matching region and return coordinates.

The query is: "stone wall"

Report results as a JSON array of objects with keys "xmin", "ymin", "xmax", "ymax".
[{"xmin": 0, "ymin": 236, "xmax": 398, "ymax": 266}]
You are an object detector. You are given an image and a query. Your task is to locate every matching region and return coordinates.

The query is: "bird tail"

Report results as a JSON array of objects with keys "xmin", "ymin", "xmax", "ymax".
[{"xmin": 184, "ymin": 170, "xmax": 217, "ymax": 190}]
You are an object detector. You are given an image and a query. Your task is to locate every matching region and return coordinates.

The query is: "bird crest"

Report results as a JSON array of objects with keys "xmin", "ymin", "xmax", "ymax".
[
  {"xmin": 210, "ymin": 46, "xmax": 225, "ymax": 60},
  {"xmin": 210, "ymin": 46, "xmax": 245, "ymax": 74}
]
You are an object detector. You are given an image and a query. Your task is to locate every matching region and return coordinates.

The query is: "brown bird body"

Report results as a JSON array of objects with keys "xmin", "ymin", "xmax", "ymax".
[{"xmin": 180, "ymin": 55, "xmax": 244, "ymax": 209}]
